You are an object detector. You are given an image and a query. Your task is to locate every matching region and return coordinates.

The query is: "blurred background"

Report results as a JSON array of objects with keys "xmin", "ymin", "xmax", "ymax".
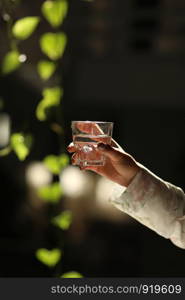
[{"xmin": 0, "ymin": 0, "xmax": 185, "ymax": 277}]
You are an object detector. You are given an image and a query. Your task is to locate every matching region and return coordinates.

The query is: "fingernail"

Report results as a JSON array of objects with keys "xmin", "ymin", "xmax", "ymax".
[{"xmin": 97, "ymin": 143, "xmax": 107, "ymax": 150}]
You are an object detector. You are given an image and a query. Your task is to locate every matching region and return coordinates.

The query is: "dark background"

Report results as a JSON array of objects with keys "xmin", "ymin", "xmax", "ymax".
[{"xmin": 0, "ymin": 0, "xmax": 185, "ymax": 277}]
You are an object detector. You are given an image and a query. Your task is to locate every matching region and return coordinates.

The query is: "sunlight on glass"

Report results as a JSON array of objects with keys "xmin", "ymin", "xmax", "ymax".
[
  {"xmin": 36, "ymin": 248, "xmax": 62, "ymax": 267},
  {"xmin": 26, "ymin": 162, "xmax": 52, "ymax": 188}
]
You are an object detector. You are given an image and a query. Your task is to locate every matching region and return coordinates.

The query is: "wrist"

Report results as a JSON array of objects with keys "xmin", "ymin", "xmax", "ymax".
[{"xmin": 121, "ymin": 157, "xmax": 141, "ymax": 187}]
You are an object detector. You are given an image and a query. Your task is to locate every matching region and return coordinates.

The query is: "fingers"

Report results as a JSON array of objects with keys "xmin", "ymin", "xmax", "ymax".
[
  {"xmin": 67, "ymin": 139, "xmax": 122, "ymax": 154},
  {"xmin": 71, "ymin": 152, "xmax": 79, "ymax": 165},
  {"xmin": 67, "ymin": 142, "xmax": 76, "ymax": 153},
  {"xmin": 97, "ymin": 143, "xmax": 124, "ymax": 163},
  {"xmin": 74, "ymin": 121, "xmax": 104, "ymax": 135},
  {"xmin": 67, "ymin": 141, "xmax": 124, "ymax": 167},
  {"xmin": 110, "ymin": 138, "xmax": 125, "ymax": 151}
]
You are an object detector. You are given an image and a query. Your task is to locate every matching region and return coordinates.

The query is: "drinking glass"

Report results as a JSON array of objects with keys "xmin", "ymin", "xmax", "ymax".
[{"xmin": 71, "ymin": 121, "xmax": 113, "ymax": 167}]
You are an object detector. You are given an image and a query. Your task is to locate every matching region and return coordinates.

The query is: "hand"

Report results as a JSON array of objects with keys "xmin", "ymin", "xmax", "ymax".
[
  {"xmin": 67, "ymin": 124, "xmax": 140, "ymax": 187},
  {"xmin": 67, "ymin": 122, "xmax": 140, "ymax": 187}
]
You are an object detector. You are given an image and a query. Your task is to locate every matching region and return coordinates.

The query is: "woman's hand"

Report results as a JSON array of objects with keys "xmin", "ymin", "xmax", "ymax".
[{"xmin": 67, "ymin": 139, "xmax": 140, "ymax": 187}]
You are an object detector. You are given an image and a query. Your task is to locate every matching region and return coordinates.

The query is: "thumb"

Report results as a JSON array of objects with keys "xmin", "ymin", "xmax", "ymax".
[{"xmin": 97, "ymin": 143, "xmax": 140, "ymax": 185}]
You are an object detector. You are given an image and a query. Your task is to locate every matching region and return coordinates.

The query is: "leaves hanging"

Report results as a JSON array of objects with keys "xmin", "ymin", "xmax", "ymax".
[
  {"xmin": 2, "ymin": 51, "xmax": 21, "ymax": 74},
  {"xmin": 36, "ymin": 86, "xmax": 63, "ymax": 121},
  {"xmin": 37, "ymin": 182, "xmax": 63, "ymax": 203},
  {"xmin": 37, "ymin": 60, "xmax": 56, "ymax": 80},
  {"xmin": 40, "ymin": 32, "xmax": 67, "ymax": 60},
  {"xmin": 12, "ymin": 16, "xmax": 40, "ymax": 40},
  {"xmin": 10, "ymin": 133, "xmax": 32, "ymax": 161},
  {"xmin": 42, "ymin": 0, "xmax": 68, "ymax": 28},
  {"xmin": 52, "ymin": 210, "xmax": 72, "ymax": 230},
  {"xmin": 36, "ymin": 248, "xmax": 62, "ymax": 267}
]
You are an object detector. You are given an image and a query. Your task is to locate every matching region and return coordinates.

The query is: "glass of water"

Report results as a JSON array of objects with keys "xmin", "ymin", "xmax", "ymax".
[{"xmin": 71, "ymin": 121, "xmax": 114, "ymax": 167}]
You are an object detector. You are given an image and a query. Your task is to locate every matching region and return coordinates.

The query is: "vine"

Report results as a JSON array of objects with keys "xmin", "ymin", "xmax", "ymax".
[{"xmin": 0, "ymin": 0, "xmax": 83, "ymax": 278}]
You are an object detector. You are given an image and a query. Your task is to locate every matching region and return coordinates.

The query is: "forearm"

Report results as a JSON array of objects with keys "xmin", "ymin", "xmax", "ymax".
[{"xmin": 110, "ymin": 165, "xmax": 185, "ymax": 249}]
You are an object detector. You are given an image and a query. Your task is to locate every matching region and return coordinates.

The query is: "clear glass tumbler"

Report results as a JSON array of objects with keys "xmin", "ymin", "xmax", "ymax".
[{"xmin": 71, "ymin": 121, "xmax": 114, "ymax": 167}]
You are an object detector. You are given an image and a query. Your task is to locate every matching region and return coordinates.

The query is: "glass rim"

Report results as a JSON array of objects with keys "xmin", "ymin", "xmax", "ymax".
[{"xmin": 71, "ymin": 120, "xmax": 114, "ymax": 125}]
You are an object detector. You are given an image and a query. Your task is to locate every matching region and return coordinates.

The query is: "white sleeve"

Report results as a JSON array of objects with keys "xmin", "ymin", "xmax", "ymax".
[{"xmin": 109, "ymin": 165, "xmax": 185, "ymax": 249}]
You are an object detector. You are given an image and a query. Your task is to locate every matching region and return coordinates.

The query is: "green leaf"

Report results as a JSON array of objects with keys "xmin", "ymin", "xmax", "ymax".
[
  {"xmin": 36, "ymin": 86, "xmax": 62, "ymax": 121},
  {"xmin": 0, "ymin": 146, "xmax": 12, "ymax": 157},
  {"xmin": 40, "ymin": 32, "xmax": 67, "ymax": 60},
  {"xmin": 2, "ymin": 51, "xmax": 21, "ymax": 74},
  {"xmin": 12, "ymin": 16, "xmax": 40, "ymax": 40},
  {"xmin": 58, "ymin": 153, "xmax": 69, "ymax": 168},
  {"xmin": 43, "ymin": 153, "xmax": 69, "ymax": 174},
  {"xmin": 42, "ymin": 0, "xmax": 68, "ymax": 28},
  {"xmin": 43, "ymin": 155, "xmax": 61, "ymax": 174},
  {"xmin": 42, "ymin": 86, "xmax": 62, "ymax": 105},
  {"xmin": 52, "ymin": 210, "xmax": 72, "ymax": 230},
  {"xmin": 10, "ymin": 133, "xmax": 32, "ymax": 161},
  {"xmin": 61, "ymin": 272, "xmax": 83, "ymax": 278},
  {"xmin": 37, "ymin": 60, "xmax": 56, "ymax": 80},
  {"xmin": 36, "ymin": 248, "xmax": 62, "ymax": 267},
  {"xmin": 37, "ymin": 182, "xmax": 63, "ymax": 203}
]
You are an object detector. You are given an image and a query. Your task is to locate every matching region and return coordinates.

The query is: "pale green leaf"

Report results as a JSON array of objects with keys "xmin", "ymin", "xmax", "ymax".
[
  {"xmin": 58, "ymin": 153, "xmax": 69, "ymax": 168},
  {"xmin": 61, "ymin": 271, "xmax": 83, "ymax": 278},
  {"xmin": 42, "ymin": 0, "xmax": 68, "ymax": 28},
  {"xmin": 52, "ymin": 210, "xmax": 72, "ymax": 230},
  {"xmin": 35, "ymin": 101, "xmax": 46, "ymax": 121},
  {"xmin": 40, "ymin": 32, "xmax": 67, "ymax": 60},
  {"xmin": 42, "ymin": 86, "xmax": 62, "ymax": 105},
  {"xmin": 36, "ymin": 248, "xmax": 62, "ymax": 267},
  {"xmin": 37, "ymin": 60, "xmax": 56, "ymax": 80},
  {"xmin": 0, "ymin": 146, "xmax": 12, "ymax": 157},
  {"xmin": 43, "ymin": 153, "xmax": 69, "ymax": 174},
  {"xmin": 37, "ymin": 182, "xmax": 63, "ymax": 203},
  {"xmin": 43, "ymin": 155, "xmax": 61, "ymax": 174},
  {"xmin": 12, "ymin": 16, "xmax": 40, "ymax": 40},
  {"xmin": 2, "ymin": 51, "xmax": 21, "ymax": 74},
  {"xmin": 36, "ymin": 86, "xmax": 62, "ymax": 121},
  {"xmin": 10, "ymin": 133, "xmax": 32, "ymax": 161}
]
